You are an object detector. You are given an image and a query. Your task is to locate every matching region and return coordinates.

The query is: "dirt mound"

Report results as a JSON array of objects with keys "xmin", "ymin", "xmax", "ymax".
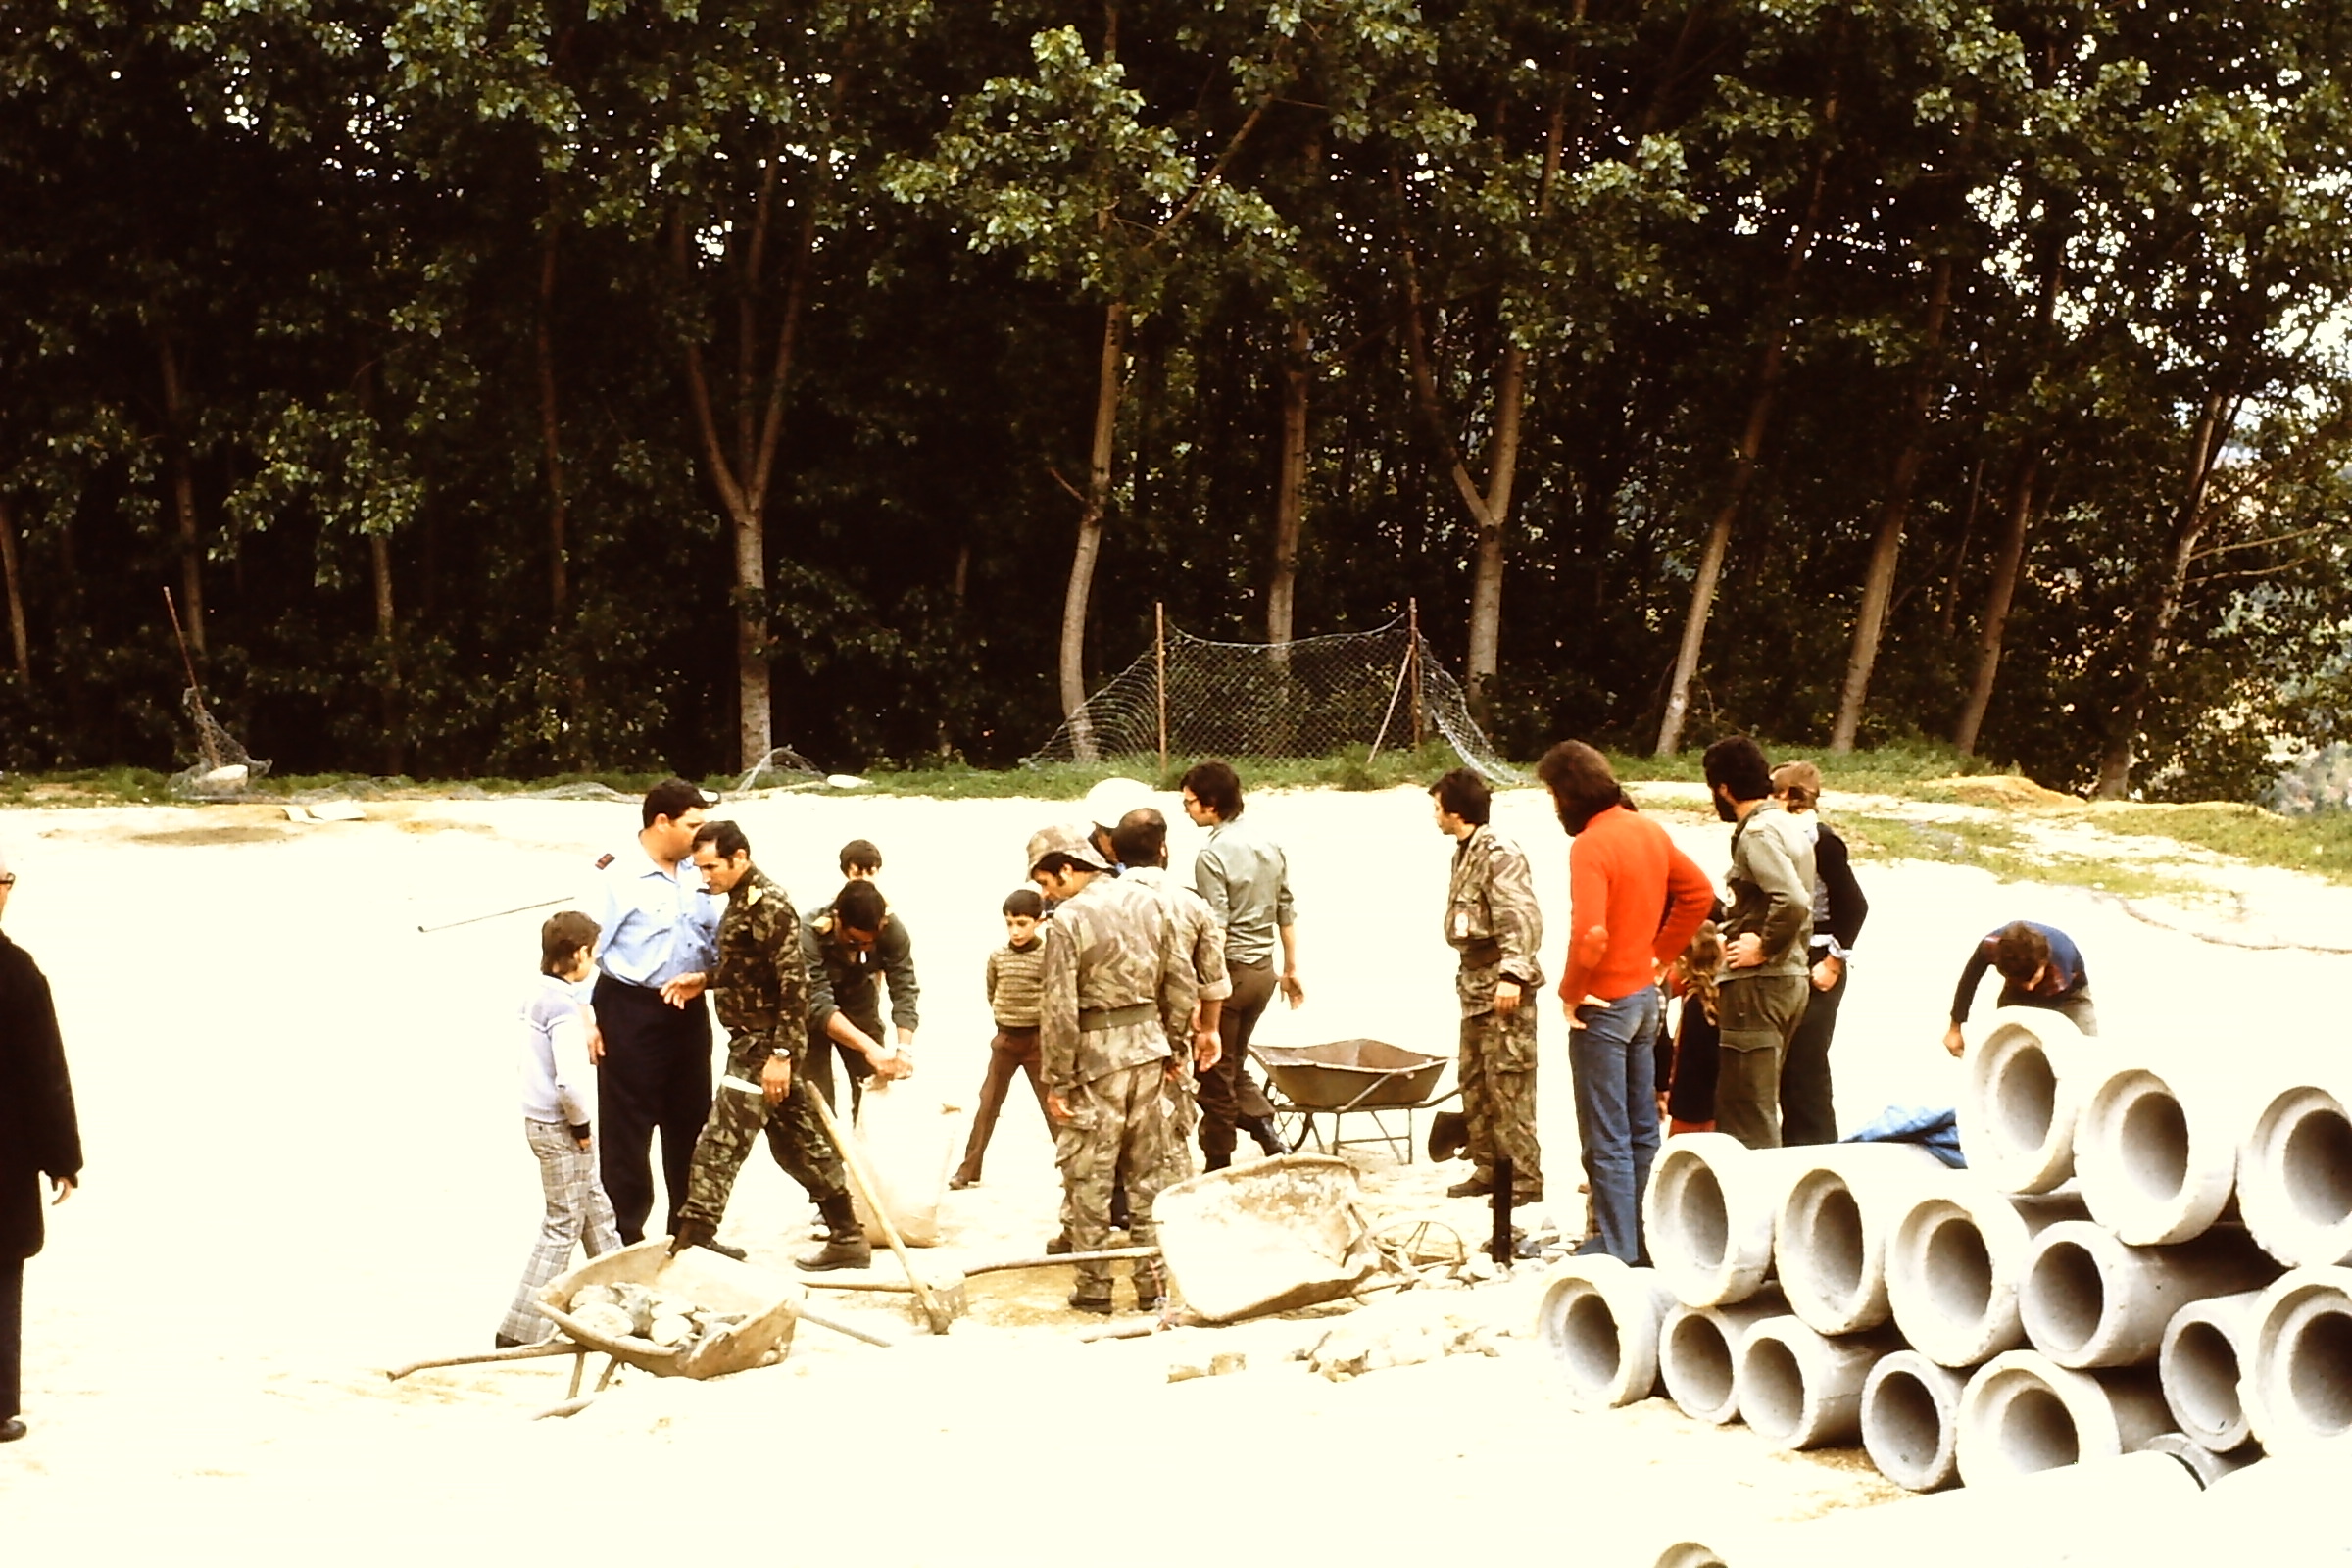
[{"xmin": 1928, "ymin": 773, "xmax": 2077, "ymax": 809}]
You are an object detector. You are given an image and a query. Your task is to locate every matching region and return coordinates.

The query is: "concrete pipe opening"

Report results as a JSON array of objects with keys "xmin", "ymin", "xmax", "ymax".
[
  {"xmin": 2282, "ymin": 1305, "xmax": 2352, "ymax": 1437},
  {"xmin": 1661, "ymin": 1159, "xmax": 1731, "ymax": 1270},
  {"xmin": 1789, "ymin": 1176, "xmax": 1867, "ymax": 1309},
  {"xmin": 1995, "ymin": 1384, "xmax": 2082, "ymax": 1473},
  {"xmin": 1993, "ymin": 1047, "xmax": 2060, "ymax": 1157},
  {"xmin": 2119, "ymin": 1092, "xmax": 2192, "ymax": 1206},
  {"xmin": 1921, "ymin": 1210, "xmax": 1996, "ymax": 1321},
  {"xmin": 1652, "ymin": 1546, "xmax": 1726, "ymax": 1568},
  {"xmin": 1740, "ymin": 1334, "xmax": 1806, "ymax": 1443},
  {"xmin": 1555, "ymin": 1292, "xmax": 1624, "ymax": 1390},
  {"xmin": 2284, "ymin": 1111, "xmax": 2352, "ymax": 1232},
  {"xmin": 2022, "ymin": 1236, "xmax": 2107, "ymax": 1362},
  {"xmin": 2166, "ymin": 1317, "xmax": 2245, "ymax": 1446},
  {"xmin": 1661, "ymin": 1309, "xmax": 1740, "ymax": 1424},
  {"xmin": 1862, "ymin": 1355, "xmax": 1960, "ymax": 1491}
]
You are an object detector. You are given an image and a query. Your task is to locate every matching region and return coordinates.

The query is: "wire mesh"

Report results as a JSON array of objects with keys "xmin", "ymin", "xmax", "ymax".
[
  {"xmin": 1024, "ymin": 614, "xmax": 1519, "ymax": 780},
  {"xmin": 168, "ymin": 688, "xmax": 273, "ymax": 800}
]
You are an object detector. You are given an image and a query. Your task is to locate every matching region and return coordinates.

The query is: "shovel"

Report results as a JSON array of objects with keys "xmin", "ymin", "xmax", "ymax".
[{"xmin": 806, "ymin": 1080, "xmax": 958, "ymax": 1335}]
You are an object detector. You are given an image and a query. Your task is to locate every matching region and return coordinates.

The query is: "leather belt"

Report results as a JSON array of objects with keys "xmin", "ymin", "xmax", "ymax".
[{"xmin": 1077, "ymin": 1002, "xmax": 1155, "ymax": 1031}]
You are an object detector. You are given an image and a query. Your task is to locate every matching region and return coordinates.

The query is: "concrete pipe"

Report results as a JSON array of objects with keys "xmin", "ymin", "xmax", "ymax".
[
  {"xmin": 2019, "ymin": 1220, "xmax": 2277, "ymax": 1369},
  {"xmin": 1956, "ymin": 1349, "xmax": 2176, "ymax": 1487},
  {"xmin": 1645, "ymin": 1133, "xmax": 1811, "ymax": 1308},
  {"xmin": 1886, "ymin": 1184, "xmax": 2089, "ymax": 1368},
  {"xmin": 1775, "ymin": 1145, "xmax": 1958, "ymax": 1336},
  {"xmin": 2238, "ymin": 1080, "xmax": 2352, "ymax": 1267},
  {"xmin": 2243, "ymin": 1264, "xmax": 2352, "ymax": 1454},
  {"xmin": 2157, "ymin": 1289, "xmax": 2265, "ymax": 1452},
  {"xmin": 1534, "ymin": 1254, "xmax": 1674, "ymax": 1410},
  {"xmin": 1958, "ymin": 1007, "xmax": 2103, "ymax": 1195},
  {"xmin": 2134, "ymin": 1431, "xmax": 2256, "ymax": 1488},
  {"xmin": 1658, "ymin": 1288, "xmax": 1788, "ymax": 1426},
  {"xmin": 1735, "ymin": 1314, "xmax": 1898, "ymax": 1451},
  {"xmin": 2075, "ymin": 1062, "xmax": 2241, "ymax": 1246},
  {"xmin": 1860, "ymin": 1349, "xmax": 1971, "ymax": 1492},
  {"xmin": 1648, "ymin": 1449, "xmax": 2204, "ymax": 1568}
]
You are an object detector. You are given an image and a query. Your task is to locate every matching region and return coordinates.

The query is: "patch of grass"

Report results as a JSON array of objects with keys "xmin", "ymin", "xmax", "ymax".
[
  {"xmin": 1603, "ymin": 739, "xmax": 2013, "ymax": 800},
  {"xmin": 859, "ymin": 743, "xmax": 1468, "ymax": 800},
  {"xmin": 0, "ymin": 767, "xmax": 174, "ymax": 806},
  {"xmin": 1840, "ymin": 812, "xmax": 2207, "ymax": 898},
  {"xmin": 2092, "ymin": 805, "xmax": 2352, "ymax": 886}
]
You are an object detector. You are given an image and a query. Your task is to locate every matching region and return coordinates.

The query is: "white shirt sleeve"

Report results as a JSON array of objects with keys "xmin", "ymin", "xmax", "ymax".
[{"xmin": 549, "ymin": 1008, "xmax": 597, "ymax": 1127}]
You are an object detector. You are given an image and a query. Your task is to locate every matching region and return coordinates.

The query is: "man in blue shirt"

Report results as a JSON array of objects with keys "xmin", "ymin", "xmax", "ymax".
[
  {"xmin": 588, "ymin": 777, "xmax": 721, "ymax": 1244},
  {"xmin": 1943, "ymin": 920, "xmax": 2095, "ymax": 1055}
]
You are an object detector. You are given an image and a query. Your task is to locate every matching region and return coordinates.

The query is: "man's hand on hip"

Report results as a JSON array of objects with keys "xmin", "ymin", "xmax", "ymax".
[
  {"xmin": 661, "ymin": 971, "xmax": 708, "ymax": 1007},
  {"xmin": 761, "ymin": 1054, "xmax": 794, "ymax": 1103},
  {"xmin": 1726, "ymin": 934, "xmax": 1765, "ymax": 969}
]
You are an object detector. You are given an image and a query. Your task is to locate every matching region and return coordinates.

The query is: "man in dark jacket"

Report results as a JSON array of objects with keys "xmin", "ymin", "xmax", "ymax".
[{"xmin": 0, "ymin": 850, "xmax": 81, "ymax": 1443}]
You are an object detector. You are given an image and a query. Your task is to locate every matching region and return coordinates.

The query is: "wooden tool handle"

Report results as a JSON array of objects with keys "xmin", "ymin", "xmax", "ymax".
[{"xmin": 806, "ymin": 1083, "xmax": 954, "ymax": 1332}]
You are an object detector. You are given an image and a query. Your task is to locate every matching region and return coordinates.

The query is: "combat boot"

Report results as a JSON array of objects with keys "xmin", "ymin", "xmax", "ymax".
[{"xmin": 797, "ymin": 1193, "xmax": 873, "ymax": 1272}]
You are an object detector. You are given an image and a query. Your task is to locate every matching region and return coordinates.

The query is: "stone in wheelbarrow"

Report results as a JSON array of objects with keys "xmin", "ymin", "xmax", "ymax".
[{"xmin": 1154, "ymin": 1154, "xmax": 1381, "ymax": 1323}]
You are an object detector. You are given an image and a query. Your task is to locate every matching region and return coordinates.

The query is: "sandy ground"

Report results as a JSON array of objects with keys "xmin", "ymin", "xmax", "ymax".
[{"xmin": 2, "ymin": 780, "xmax": 2348, "ymax": 1564}]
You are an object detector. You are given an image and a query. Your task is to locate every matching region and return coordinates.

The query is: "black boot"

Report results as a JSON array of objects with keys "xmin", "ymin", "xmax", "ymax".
[
  {"xmin": 1246, "ymin": 1116, "xmax": 1289, "ymax": 1156},
  {"xmin": 798, "ymin": 1192, "xmax": 873, "ymax": 1272}
]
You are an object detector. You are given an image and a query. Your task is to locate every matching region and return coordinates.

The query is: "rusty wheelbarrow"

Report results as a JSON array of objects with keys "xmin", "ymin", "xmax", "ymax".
[{"xmin": 1251, "ymin": 1039, "xmax": 1459, "ymax": 1164}]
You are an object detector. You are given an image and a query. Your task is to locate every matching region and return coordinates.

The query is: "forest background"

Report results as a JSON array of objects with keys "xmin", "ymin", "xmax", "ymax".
[{"xmin": 6, "ymin": 0, "xmax": 2352, "ymax": 801}]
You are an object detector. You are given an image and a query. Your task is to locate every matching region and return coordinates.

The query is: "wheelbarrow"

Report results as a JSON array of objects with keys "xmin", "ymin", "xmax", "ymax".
[
  {"xmin": 1252, "ymin": 1039, "xmax": 1460, "ymax": 1164},
  {"xmin": 385, "ymin": 1239, "xmax": 889, "ymax": 1416}
]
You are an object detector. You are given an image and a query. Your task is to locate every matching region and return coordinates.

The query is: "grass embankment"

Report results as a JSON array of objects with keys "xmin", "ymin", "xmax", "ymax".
[{"xmin": 6, "ymin": 743, "xmax": 2347, "ymax": 893}]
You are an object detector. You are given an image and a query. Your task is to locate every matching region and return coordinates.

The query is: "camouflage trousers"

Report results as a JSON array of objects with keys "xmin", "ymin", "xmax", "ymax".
[
  {"xmin": 1055, "ymin": 1057, "xmax": 1175, "ymax": 1305},
  {"xmin": 1459, "ymin": 1002, "xmax": 1542, "ymax": 1195},
  {"xmin": 677, "ymin": 1043, "xmax": 848, "ymax": 1231}
]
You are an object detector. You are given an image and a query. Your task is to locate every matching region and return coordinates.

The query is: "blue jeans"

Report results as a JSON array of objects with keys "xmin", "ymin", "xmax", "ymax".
[{"xmin": 1571, "ymin": 987, "xmax": 1663, "ymax": 1263}]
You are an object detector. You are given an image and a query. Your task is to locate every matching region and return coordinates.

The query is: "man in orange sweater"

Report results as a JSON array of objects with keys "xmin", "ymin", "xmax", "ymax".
[{"xmin": 1539, "ymin": 742, "xmax": 1714, "ymax": 1261}]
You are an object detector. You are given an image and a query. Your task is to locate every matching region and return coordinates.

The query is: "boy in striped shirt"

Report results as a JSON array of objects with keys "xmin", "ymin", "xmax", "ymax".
[{"xmin": 950, "ymin": 889, "xmax": 1050, "ymax": 1188}]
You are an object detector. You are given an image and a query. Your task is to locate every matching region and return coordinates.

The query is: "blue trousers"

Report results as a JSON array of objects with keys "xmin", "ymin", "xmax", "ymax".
[{"xmin": 1570, "ymin": 987, "xmax": 1662, "ymax": 1263}]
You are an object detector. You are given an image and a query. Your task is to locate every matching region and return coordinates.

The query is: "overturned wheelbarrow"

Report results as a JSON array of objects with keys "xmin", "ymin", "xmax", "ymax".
[{"xmin": 1155, "ymin": 1153, "xmax": 1382, "ymax": 1323}]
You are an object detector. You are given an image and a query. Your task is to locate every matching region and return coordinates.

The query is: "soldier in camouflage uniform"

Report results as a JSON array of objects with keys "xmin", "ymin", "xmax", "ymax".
[
  {"xmin": 669, "ymin": 821, "xmax": 872, "ymax": 1271},
  {"xmin": 1112, "ymin": 808, "xmax": 1229, "ymax": 1188},
  {"xmin": 1029, "ymin": 823, "xmax": 1198, "ymax": 1313},
  {"xmin": 1432, "ymin": 769, "xmax": 1545, "ymax": 1202}
]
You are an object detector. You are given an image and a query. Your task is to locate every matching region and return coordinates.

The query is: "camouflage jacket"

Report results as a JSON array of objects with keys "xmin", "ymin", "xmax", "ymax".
[
  {"xmin": 1039, "ymin": 872, "xmax": 1195, "ymax": 1096},
  {"xmin": 1121, "ymin": 864, "xmax": 1231, "ymax": 1004},
  {"xmin": 710, "ymin": 865, "xmax": 812, "ymax": 1066},
  {"xmin": 1445, "ymin": 824, "xmax": 1546, "ymax": 1016}
]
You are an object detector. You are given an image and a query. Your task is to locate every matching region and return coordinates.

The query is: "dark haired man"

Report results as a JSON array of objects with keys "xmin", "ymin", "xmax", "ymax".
[
  {"xmin": 1179, "ymin": 760, "xmax": 1298, "ymax": 1168},
  {"xmin": 588, "ymin": 777, "xmax": 721, "ymax": 1244},
  {"xmin": 1701, "ymin": 735, "xmax": 1816, "ymax": 1150},
  {"xmin": 1943, "ymin": 920, "xmax": 2095, "ymax": 1055},
  {"xmin": 1112, "ymin": 807, "xmax": 1229, "ymax": 1185},
  {"xmin": 674, "ymin": 822, "xmax": 869, "ymax": 1271},
  {"xmin": 801, "ymin": 877, "xmax": 918, "ymax": 1115},
  {"xmin": 1539, "ymin": 742, "xmax": 1713, "ymax": 1259},
  {"xmin": 1430, "ymin": 768, "xmax": 1546, "ymax": 1203},
  {"xmin": 0, "ymin": 847, "xmax": 80, "ymax": 1445},
  {"xmin": 839, "ymin": 840, "xmax": 883, "ymax": 880},
  {"xmin": 1028, "ymin": 823, "xmax": 1196, "ymax": 1312}
]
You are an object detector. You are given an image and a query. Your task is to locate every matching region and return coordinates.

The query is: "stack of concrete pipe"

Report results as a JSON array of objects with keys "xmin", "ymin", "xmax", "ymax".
[{"xmin": 1533, "ymin": 1006, "xmax": 2352, "ymax": 1560}]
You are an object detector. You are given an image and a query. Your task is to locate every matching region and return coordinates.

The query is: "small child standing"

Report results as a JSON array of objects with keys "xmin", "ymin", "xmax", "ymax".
[
  {"xmin": 950, "ymin": 888, "xmax": 1050, "ymax": 1190},
  {"xmin": 495, "ymin": 910, "xmax": 621, "ymax": 1348},
  {"xmin": 1655, "ymin": 920, "xmax": 1725, "ymax": 1136}
]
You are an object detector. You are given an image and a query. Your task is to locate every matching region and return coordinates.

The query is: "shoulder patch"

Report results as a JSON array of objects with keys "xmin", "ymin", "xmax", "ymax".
[
  {"xmin": 745, "ymin": 885, "xmax": 763, "ymax": 906},
  {"xmin": 594, "ymin": 853, "xmax": 615, "ymax": 870}
]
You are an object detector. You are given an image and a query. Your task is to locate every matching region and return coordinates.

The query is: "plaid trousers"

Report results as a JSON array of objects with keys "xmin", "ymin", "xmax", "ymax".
[{"xmin": 499, "ymin": 1118, "xmax": 621, "ymax": 1345}]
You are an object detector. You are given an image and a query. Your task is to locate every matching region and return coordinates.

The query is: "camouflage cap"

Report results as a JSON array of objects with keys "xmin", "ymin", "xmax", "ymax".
[{"xmin": 1026, "ymin": 822, "xmax": 1109, "ymax": 874}]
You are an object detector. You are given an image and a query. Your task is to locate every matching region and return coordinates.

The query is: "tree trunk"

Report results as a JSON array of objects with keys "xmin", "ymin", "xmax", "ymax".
[
  {"xmin": 680, "ymin": 175, "xmax": 817, "ymax": 770},
  {"xmin": 157, "ymin": 334, "xmax": 207, "ymax": 661},
  {"xmin": 1936, "ymin": 457, "xmax": 1985, "ymax": 640},
  {"xmin": 1266, "ymin": 318, "xmax": 1311, "ymax": 648},
  {"xmin": 369, "ymin": 532, "xmax": 404, "ymax": 776},
  {"xmin": 1951, "ymin": 448, "xmax": 2041, "ymax": 756},
  {"xmin": 1395, "ymin": 98, "xmax": 1559, "ymax": 723},
  {"xmin": 537, "ymin": 220, "xmax": 569, "ymax": 617},
  {"xmin": 0, "ymin": 495, "xmax": 27, "ymax": 682},
  {"xmin": 1656, "ymin": 99, "xmax": 1838, "ymax": 755},
  {"xmin": 2092, "ymin": 391, "xmax": 2230, "ymax": 799},
  {"xmin": 1830, "ymin": 253, "xmax": 1954, "ymax": 752},
  {"xmin": 1057, "ymin": 299, "xmax": 1131, "ymax": 758}
]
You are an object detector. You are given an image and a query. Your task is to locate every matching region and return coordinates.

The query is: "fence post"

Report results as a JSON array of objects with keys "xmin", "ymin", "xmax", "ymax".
[
  {"xmin": 1407, "ymin": 598, "xmax": 1425, "ymax": 752},
  {"xmin": 1155, "ymin": 601, "xmax": 1169, "ymax": 781}
]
